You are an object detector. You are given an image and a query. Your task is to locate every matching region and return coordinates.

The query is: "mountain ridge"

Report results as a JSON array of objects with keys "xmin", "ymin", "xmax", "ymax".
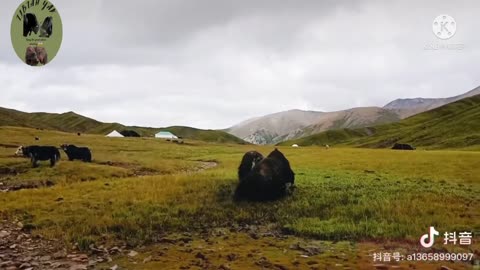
[
  {"xmin": 227, "ymin": 106, "xmax": 400, "ymax": 144},
  {"xmin": 279, "ymin": 94, "xmax": 480, "ymax": 149},
  {"xmin": 0, "ymin": 107, "xmax": 245, "ymax": 144},
  {"xmin": 228, "ymin": 86, "xmax": 480, "ymax": 144},
  {"xmin": 383, "ymin": 86, "xmax": 480, "ymax": 118}
]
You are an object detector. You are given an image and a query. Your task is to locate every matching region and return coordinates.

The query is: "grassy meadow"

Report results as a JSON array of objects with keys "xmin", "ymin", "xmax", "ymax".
[{"xmin": 0, "ymin": 126, "xmax": 479, "ymax": 268}]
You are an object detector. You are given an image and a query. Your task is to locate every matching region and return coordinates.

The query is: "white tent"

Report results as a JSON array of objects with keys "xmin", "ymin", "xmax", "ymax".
[
  {"xmin": 106, "ymin": 130, "xmax": 124, "ymax": 137},
  {"xmin": 155, "ymin": 131, "xmax": 178, "ymax": 139},
  {"xmin": 292, "ymin": 144, "xmax": 299, "ymax": 148}
]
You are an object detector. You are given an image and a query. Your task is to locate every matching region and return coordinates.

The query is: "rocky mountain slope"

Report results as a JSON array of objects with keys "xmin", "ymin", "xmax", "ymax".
[
  {"xmin": 227, "ymin": 110, "xmax": 325, "ymax": 144},
  {"xmin": 280, "ymin": 94, "xmax": 480, "ymax": 149},
  {"xmin": 228, "ymin": 86, "xmax": 480, "ymax": 144},
  {"xmin": 227, "ymin": 107, "xmax": 400, "ymax": 144}
]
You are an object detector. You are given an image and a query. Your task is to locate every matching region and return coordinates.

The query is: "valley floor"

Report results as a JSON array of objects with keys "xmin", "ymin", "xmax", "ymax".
[{"xmin": 0, "ymin": 127, "xmax": 478, "ymax": 269}]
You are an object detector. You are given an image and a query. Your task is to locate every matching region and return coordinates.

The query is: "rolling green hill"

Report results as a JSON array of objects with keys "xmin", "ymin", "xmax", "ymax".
[
  {"xmin": 279, "ymin": 94, "xmax": 480, "ymax": 149},
  {"xmin": 0, "ymin": 107, "xmax": 245, "ymax": 144},
  {"xmin": 157, "ymin": 126, "xmax": 246, "ymax": 144}
]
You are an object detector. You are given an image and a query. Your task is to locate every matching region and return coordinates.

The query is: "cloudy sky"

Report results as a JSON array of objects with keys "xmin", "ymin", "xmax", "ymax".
[{"xmin": 1, "ymin": 0, "xmax": 479, "ymax": 129}]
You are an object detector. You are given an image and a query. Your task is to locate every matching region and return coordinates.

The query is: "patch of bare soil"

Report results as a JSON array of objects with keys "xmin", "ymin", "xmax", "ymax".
[
  {"xmin": 195, "ymin": 161, "xmax": 218, "ymax": 171},
  {"xmin": 0, "ymin": 167, "xmax": 26, "ymax": 177},
  {"xmin": 2, "ymin": 220, "xmax": 476, "ymax": 270},
  {"xmin": 0, "ymin": 220, "xmax": 95, "ymax": 270},
  {"xmin": 96, "ymin": 226, "xmax": 477, "ymax": 270},
  {"xmin": 96, "ymin": 224, "xmax": 338, "ymax": 270},
  {"xmin": 96, "ymin": 161, "xmax": 160, "ymax": 177},
  {"xmin": 182, "ymin": 160, "xmax": 219, "ymax": 175},
  {"xmin": 0, "ymin": 180, "xmax": 54, "ymax": 193},
  {"xmin": 95, "ymin": 161, "xmax": 136, "ymax": 169}
]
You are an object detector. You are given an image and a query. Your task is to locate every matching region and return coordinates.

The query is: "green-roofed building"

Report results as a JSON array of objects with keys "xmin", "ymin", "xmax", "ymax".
[{"xmin": 155, "ymin": 131, "xmax": 178, "ymax": 139}]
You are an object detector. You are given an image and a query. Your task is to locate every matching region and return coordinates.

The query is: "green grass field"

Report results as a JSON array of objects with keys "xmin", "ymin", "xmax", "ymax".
[{"xmin": 0, "ymin": 126, "xmax": 478, "ymax": 268}]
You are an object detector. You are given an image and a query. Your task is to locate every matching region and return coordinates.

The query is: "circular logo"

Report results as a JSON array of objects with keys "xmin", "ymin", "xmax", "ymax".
[
  {"xmin": 432, "ymin": 15, "xmax": 456, "ymax": 40},
  {"xmin": 10, "ymin": 0, "xmax": 63, "ymax": 67}
]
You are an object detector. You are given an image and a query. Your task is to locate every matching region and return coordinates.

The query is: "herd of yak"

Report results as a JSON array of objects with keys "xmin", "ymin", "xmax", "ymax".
[
  {"xmin": 13, "ymin": 142, "xmax": 295, "ymax": 200},
  {"xmin": 12, "ymin": 139, "xmax": 417, "ymax": 200},
  {"xmin": 15, "ymin": 144, "xmax": 92, "ymax": 168}
]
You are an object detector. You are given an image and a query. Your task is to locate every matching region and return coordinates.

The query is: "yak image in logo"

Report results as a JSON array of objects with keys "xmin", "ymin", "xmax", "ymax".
[
  {"xmin": 39, "ymin": 16, "xmax": 53, "ymax": 37},
  {"xmin": 432, "ymin": 15, "xmax": 456, "ymax": 40},
  {"xmin": 23, "ymin": 13, "xmax": 53, "ymax": 38},
  {"xmin": 23, "ymin": 13, "xmax": 39, "ymax": 37},
  {"xmin": 420, "ymin": 226, "xmax": 440, "ymax": 248},
  {"xmin": 25, "ymin": 46, "xmax": 48, "ymax": 66}
]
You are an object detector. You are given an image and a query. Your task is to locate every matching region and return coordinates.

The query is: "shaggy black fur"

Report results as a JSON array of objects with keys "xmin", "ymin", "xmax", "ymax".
[
  {"xmin": 61, "ymin": 144, "xmax": 92, "ymax": 162},
  {"xmin": 20, "ymin": 146, "xmax": 60, "ymax": 168},
  {"xmin": 238, "ymin": 151, "xmax": 264, "ymax": 181},
  {"xmin": 39, "ymin": 16, "xmax": 53, "ymax": 37},
  {"xmin": 235, "ymin": 149, "xmax": 295, "ymax": 201},
  {"xmin": 23, "ymin": 13, "xmax": 39, "ymax": 37}
]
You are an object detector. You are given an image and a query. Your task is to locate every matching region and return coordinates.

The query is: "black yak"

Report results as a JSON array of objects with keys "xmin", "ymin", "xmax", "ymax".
[
  {"xmin": 235, "ymin": 149, "xmax": 295, "ymax": 201},
  {"xmin": 238, "ymin": 151, "xmax": 264, "ymax": 181},
  {"xmin": 23, "ymin": 13, "xmax": 39, "ymax": 37},
  {"xmin": 61, "ymin": 144, "xmax": 92, "ymax": 162},
  {"xmin": 392, "ymin": 143, "xmax": 415, "ymax": 150},
  {"xmin": 39, "ymin": 16, "xmax": 53, "ymax": 37},
  {"xmin": 18, "ymin": 146, "xmax": 61, "ymax": 168}
]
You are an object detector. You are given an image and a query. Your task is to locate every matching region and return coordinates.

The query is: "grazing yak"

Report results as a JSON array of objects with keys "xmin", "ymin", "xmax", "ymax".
[
  {"xmin": 235, "ymin": 148, "xmax": 295, "ymax": 201},
  {"xmin": 17, "ymin": 146, "xmax": 61, "ymax": 168},
  {"xmin": 392, "ymin": 143, "xmax": 415, "ymax": 150},
  {"xmin": 61, "ymin": 144, "xmax": 92, "ymax": 162}
]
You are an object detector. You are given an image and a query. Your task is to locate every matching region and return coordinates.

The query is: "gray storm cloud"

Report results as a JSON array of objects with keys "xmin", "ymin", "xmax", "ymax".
[{"xmin": 0, "ymin": 0, "xmax": 479, "ymax": 129}]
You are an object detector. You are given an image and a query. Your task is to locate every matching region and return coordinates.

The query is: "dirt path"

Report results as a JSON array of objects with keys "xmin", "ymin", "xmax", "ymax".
[
  {"xmin": 0, "ymin": 160, "xmax": 219, "ymax": 193},
  {"xmin": 185, "ymin": 161, "xmax": 218, "ymax": 174}
]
